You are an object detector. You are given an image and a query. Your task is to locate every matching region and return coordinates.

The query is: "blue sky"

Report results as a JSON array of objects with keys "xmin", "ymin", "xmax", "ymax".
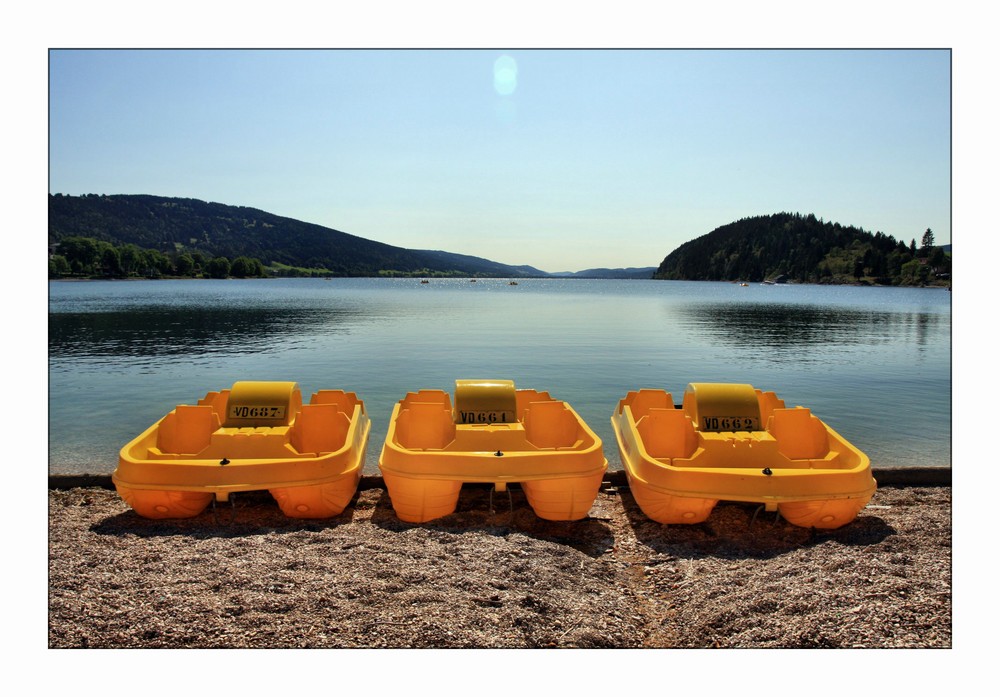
[{"xmin": 48, "ymin": 48, "xmax": 951, "ymax": 272}]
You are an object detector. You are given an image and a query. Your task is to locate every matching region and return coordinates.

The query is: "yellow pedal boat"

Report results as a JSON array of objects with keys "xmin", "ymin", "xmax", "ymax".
[
  {"xmin": 611, "ymin": 383, "xmax": 876, "ymax": 529},
  {"xmin": 379, "ymin": 379, "xmax": 607, "ymax": 523},
  {"xmin": 114, "ymin": 381, "xmax": 371, "ymax": 519}
]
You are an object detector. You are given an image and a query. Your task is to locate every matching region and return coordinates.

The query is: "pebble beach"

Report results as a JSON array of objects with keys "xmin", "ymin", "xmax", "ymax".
[{"xmin": 48, "ymin": 472, "xmax": 951, "ymax": 650}]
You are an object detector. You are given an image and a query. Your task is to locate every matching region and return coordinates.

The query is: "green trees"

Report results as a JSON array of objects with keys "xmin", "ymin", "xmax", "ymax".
[
  {"xmin": 921, "ymin": 228, "xmax": 936, "ymax": 250},
  {"xmin": 207, "ymin": 257, "xmax": 231, "ymax": 279},
  {"xmin": 230, "ymin": 256, "xmax": 266, "ymax": 278},
  {"xmin": 653, "ymin": 213, "xmax": 949, "ymax": 286},
  {"xmin": 58, "ymin": 236, "xmax": 99, "ymax": 274},
  {"xmin": 175, "ymin": 253, "xmax": 196, "ymax": 277},
  {"xmin": 47, "ymin": 235, "xmax": 267, "ymax": 280},
  {"xmin": 100, "ymin": 244, "xmax": 122, "ymax": 277},
  {"xmin": 119, "ymin": 244, "xmax": 143, "ymax": 276},
  {"xmin": 49, "ymin": 255, "xmax": 71, "ymax": 278},
  {"xmin": 900, "ymin": 258, "xmax": 930, "ymax": 285},
  {"xmin": 141, "ymin": 249, "xmax": 174, "ymax": 278}
]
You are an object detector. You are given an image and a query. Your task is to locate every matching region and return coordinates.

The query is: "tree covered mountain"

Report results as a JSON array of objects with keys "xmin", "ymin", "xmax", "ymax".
[
  {"xmin": 410, "ymin": 249, "xmax": 547, "ymax": 277},
  {"xmin": 654, "ymin": 212, "xmax": 950, "ymax": 286},
  {"xmin": 48, "ymin": 194, "xmax": 541, "ymax": 278}
]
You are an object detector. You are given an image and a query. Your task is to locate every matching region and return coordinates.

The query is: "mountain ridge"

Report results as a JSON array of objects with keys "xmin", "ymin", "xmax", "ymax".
[
  {"xmin": 48, "ymin": 194, "xmax": 538, "ymax": 277},
  {"xmin": 549, "ymin": 267, "xmax": 656, "ymax": 279},
  {"xmin": 47, "ymin": 194, "xmax": 656, "ymax": 278}
]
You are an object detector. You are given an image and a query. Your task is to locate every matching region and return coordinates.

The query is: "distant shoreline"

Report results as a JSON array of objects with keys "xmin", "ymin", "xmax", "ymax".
[{"xmin": 48, "ymin": 276, "xmax": 952, "ymax": 288}]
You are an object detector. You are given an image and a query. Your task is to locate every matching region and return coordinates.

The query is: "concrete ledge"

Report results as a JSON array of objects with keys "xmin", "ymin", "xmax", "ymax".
[{"xmin": 49, "ymin": 466, "xmax": 951, "ymax": 491}]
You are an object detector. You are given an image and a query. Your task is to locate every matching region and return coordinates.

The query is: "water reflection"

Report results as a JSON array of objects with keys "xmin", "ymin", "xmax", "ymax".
[
  {"xmin": 48, "ymin": 306, "xmax": 360, "ymax": 364},
  {"xmin": 675, "ymin": 302, "xmax": 947, "ymax": 358}
]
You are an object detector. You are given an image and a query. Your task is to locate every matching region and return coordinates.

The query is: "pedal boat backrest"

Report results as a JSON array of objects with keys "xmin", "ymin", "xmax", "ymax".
[
  {"xmin": 453, "ymin": 379, "xmax": 517, "ymax": 425},
  {"xmin": 682, "ymin": 383, "xmax": 762, "ymax": 433},
  {"xmin": 767, "ymin": 407, "xmax": 829, "ymax": 459},
  {"xmin": 289, "ymin": 403, "xmax": 351, "ymax": 454},
  {"xmin": 222, "ymin": 381, "xmax": 301, "ymax": 428},
  {"xmin": 392, "ymin": 390, "xmax": 456, "ymax": 450},
  {"xmin": 288, "ymin": 389, "xmax": 365, "ymax": 454},
  {"xmin": 625, "ymin": 389, "xmax": 674, "ymax": 420},
  {"xmin": 156, "ymin": 405, "xmax": 221, "ymax": 455},
  {"xmin": 635, "ymin": 408, "xmax": 698, "ymax": 459},
  {"xmin": 523, "ymin": 400, "xmax": 580, "ymax": 449}
]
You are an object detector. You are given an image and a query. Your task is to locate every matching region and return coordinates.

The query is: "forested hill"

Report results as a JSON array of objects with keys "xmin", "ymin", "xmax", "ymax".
[
  {"xmin": 47, "ymin": 194, "xmax": 544, "ymax": 277},
  {"xmin": 653, "ymin": 212, "xmax": 950, "ymax": 286}
]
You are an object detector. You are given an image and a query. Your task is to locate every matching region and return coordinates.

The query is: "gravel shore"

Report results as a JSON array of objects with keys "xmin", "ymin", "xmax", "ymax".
[{"xmin": 48, "ymin": 475, "xmax": 951, "ymax": 650}]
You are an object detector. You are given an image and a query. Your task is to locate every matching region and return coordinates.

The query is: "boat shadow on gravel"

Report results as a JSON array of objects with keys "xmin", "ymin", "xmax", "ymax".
[
  {"xmin": 89, "ymin": 490, "xmax": 360, "ymax": 540},
  {"xmin": 367, "ymin": 485, "xmax": 617, "ymax": 559},
  {"xmin": 614, "ymin": 484, "xmax": 896, "ymax": 561},
  {"xmin": 86, "ymin": 485, "xmax": 617, "ymax": 557},
  {"xmin": 86, "ymin": 483, "xmax": 894, "ymax": 560}
]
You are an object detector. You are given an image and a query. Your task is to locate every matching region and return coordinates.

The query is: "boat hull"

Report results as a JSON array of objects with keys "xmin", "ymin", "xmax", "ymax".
[
  {"xmin": 379, "ymin": 381, "xmax": 607, "ymax": 523},
  {"xmin": 113, "ymin": 382, "xmax": 370, "ymax": 520},
  {"xmin": 612, "ymin": 384, "xmax": 876, "ymax": 529}
]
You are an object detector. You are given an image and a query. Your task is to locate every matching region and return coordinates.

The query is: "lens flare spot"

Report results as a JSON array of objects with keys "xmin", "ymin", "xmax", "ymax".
[{"xmin": 493, "ymin": 55, "xmax": 517, "ymax": 96}]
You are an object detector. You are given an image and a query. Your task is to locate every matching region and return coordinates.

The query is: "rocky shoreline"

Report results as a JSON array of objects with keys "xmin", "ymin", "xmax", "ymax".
[{"xmin": 48, "ymin": 470, "xmax": 951, "ymax": 650}]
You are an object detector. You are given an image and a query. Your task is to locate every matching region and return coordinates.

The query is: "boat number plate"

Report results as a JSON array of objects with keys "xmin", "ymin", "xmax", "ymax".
[
  {"xmin": 702, "ymin": 416, "xmax": 759, "ymax": 431},
  {"xmin": 457, "ymin": 410, "xmax": 513, "ymax": 424},
  {"xmin": 229, "ymin": 405, "xmax": 287, "ymax": 420}
]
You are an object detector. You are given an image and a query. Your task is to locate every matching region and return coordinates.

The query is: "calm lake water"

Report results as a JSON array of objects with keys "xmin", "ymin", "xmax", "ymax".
[{"xmin": 48, "ymin": 277, "xmax": 951, "ymax": 475}]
